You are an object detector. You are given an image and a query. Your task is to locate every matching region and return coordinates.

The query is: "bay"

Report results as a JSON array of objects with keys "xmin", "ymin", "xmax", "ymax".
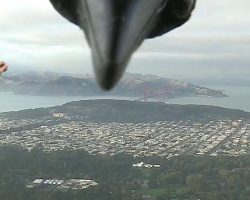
[
  {"xmin": 0, "ymin": 85, "xmax": 250, "ymax": 113},
  {"xmin": 169, "ymin": 85, "xmax": 250, "ymax": 112},
  {"xmin": 0, "ymin": 93, "xmax": 131, "ymax": 113}
]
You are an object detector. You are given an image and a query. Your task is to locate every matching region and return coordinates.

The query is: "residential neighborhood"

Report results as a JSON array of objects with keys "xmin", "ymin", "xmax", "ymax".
[{"xmin": 0, "ymin": 115, "xmax": 249, "ymax": 157}]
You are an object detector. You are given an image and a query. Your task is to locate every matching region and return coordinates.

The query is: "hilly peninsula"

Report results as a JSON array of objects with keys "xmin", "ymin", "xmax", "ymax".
[{"xmin": 0, "ymin": 71, "xmax": 226, "ymax": 99}]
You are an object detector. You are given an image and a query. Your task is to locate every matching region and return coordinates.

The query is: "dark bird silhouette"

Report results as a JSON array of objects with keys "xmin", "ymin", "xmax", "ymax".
[{"xmin": 50, "ymin": 0, "xmax": 196, "ymax": 90}]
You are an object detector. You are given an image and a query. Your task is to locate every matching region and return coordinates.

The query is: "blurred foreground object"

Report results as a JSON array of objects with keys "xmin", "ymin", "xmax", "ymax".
[
  {"xmin": 0, "ymin": 61, "xmax": 8, "ymax": 75},
  {"xmin": 50, "ymin": 0, "xmax": 196, "ymax": 90}
]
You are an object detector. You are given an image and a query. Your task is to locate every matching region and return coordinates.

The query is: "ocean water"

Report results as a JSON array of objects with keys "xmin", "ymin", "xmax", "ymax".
[{"xmin": 0, "ymin": 85, "xmax": 250, "ymax": 113}]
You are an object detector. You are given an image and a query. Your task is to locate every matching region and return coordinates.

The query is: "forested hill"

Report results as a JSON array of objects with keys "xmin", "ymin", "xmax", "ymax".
[
  {"xmin": 1, "ymin": 100, "xmax": 250, "ymax": 122},
  {"xmin": 0, "ymin": 147, "xmax": 250, "ymax": 200}
]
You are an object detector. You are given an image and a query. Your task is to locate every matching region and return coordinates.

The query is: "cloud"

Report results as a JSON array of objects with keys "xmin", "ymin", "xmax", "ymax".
[{"xmin": 0, "ymin": 0, "xmax": 250, "ymax": 81}]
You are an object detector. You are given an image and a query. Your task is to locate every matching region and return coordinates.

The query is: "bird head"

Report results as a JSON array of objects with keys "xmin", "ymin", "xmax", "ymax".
[{"xmin": 50, "ymin": 0, "xmax": 196, "ymax": 90}]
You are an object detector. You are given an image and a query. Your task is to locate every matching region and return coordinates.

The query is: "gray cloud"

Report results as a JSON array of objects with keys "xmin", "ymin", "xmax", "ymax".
[{"xmin": 1, "ymin": 0, "xmax": 250, "ymax": 81}]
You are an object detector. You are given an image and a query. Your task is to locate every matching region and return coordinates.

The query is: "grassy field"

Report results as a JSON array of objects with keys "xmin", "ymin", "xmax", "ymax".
[
  {"xmin": 143, "ymin": 188, "xmax": 165, "ymax": 198},
  {"xmin": 142, "ymin": 186, "xmax": 190, "ymax": 199}
]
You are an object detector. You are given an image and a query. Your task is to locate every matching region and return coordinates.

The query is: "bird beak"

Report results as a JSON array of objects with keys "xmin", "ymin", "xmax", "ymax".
[{"xmin": 78, "ymin": 0, "xmax": 166, "ymax": 90}]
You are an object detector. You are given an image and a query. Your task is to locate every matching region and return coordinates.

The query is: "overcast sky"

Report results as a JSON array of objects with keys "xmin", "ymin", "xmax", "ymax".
[{"xmin": 1, "ymin": 0, "xmax": 250, "ymax": 81}]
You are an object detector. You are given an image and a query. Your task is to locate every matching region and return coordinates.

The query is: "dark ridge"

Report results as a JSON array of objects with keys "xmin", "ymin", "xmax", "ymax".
[{"xmin": 1, "ymin": 99, "xmax": 249, "ymax": 122}]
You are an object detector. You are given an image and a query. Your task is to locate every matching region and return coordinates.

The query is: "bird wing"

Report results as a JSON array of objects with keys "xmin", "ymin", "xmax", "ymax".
[
  {"xmin": 50, "ymin": 0, "xmax": 80, "ymax": 26},
  {"xmin": 147, "ymin": 0, "xmax": 196, "ymax": 38}
]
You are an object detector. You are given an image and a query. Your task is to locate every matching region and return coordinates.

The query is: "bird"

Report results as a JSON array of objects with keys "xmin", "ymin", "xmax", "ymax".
[{"xmin": 49, "ymin": 0, "xmax": 196, "ymax": 90}]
